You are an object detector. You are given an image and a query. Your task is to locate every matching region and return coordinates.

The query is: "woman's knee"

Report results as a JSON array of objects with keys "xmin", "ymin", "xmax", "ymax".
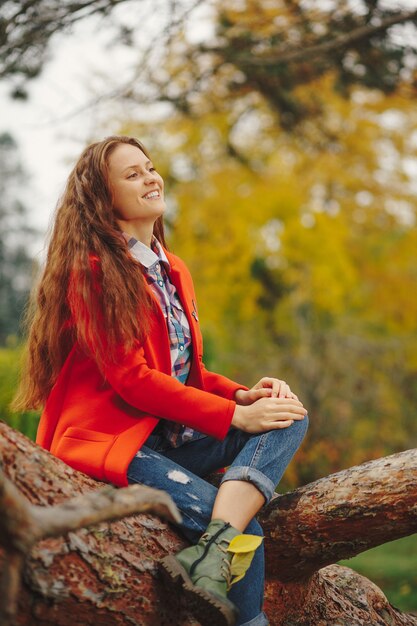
[
  {"xmin": 260, "ymin": 415, "xmax": 308, "ymax": 452},
  {"xmin": 291, "ymin": 413, "xmax": 309, "ymax": 440}
]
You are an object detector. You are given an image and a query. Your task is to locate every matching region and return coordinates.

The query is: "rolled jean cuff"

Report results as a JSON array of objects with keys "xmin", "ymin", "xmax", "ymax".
[
  {"xmin": 240, "ymin": 611, "xmax": 269, "ymax": 626},
  {"xmin": 220, "ymin": 466, "xmax": 275, "ymax": 503}
]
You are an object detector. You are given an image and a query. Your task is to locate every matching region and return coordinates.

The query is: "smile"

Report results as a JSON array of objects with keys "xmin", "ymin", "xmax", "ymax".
[{"xmin": 143, "ymin": 190, "xmax": 160, "ymax": 200}]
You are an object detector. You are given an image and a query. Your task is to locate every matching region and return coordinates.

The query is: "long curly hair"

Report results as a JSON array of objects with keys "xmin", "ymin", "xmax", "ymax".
[{"xmin": 13, "ymin": 135, "xmax": 166, "ymax": 410}]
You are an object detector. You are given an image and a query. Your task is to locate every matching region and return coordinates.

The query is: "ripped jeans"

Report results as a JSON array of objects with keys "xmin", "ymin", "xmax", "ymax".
[{"xmin": 127, "ymin": 418, "xmax": 308, "ymax": 626}]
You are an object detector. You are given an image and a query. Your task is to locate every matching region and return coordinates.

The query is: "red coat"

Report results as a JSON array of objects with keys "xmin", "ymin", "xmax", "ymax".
[{"xmin": 36, "ymin": 251, "xmax": 243, "ymax": 486}]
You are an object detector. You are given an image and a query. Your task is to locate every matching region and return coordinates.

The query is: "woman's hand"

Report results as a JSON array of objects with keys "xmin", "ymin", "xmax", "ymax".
[
  {"xmin": 234, "ymin": 377, "xmax": 298, "ymax": 406},
  {"xmin": 231, "ymin": 396, "xmax": 307, "ymax": 433}
]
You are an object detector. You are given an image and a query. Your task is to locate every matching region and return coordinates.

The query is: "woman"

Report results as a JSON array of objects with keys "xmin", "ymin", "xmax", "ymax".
[{"xmin": 14, "ymin": 136, "xmax": 308, "ymax": 626}]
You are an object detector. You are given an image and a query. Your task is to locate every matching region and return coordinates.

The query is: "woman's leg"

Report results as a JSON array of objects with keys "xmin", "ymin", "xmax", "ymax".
[
  {"xmin": 215, "ymin": 416, "xmax": 309, "ymax": 528},
  {"xmin": 127, "ymin": 445, "xmax": 215, "ymax": 541},
  {"xmin": 127, "ymin": 445, "xmax": 267, "ymax": 625},
  {"xmin": 228, "ymin": 517, "xmax": 268, "ymax": 626},
  {"xmin": 160, "ymin": 419, "xmax": 308, "ymax": 624},
  {"xmin": 164, "ymin": 417, "xmax": 309, "ymax": 530}
]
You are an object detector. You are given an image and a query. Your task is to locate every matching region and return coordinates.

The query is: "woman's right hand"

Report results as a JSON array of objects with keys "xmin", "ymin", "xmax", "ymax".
[{"xmin": 231, "ymin": 396, "xmax": 307, "ymax": 433}]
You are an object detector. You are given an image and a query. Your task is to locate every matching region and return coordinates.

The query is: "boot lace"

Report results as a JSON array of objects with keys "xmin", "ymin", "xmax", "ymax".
[
  {"xmin": 189, "ymin": 523, "xmax": 231, "ymax": 578},
  {"xmin": 219, "ymin": 545, "xmax": 232, "ymax": 589}
]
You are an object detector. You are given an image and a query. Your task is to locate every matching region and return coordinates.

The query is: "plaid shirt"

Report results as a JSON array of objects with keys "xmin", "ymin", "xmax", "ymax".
[{"xmin": 127, "ymin": 235, "xmax": 205, "ymax": 447}]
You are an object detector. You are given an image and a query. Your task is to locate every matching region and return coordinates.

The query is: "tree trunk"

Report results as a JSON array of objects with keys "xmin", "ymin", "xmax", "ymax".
[
  {"xmin": 0, "ymin": 421, "xmax": 416, "ymax": 626},
  {"xmin": 259, "ymin": 448, "xmax": 417, "ymax": 581},
  {"xmin": 263, "ymin": 566, "xmax": 417, "ymax": 626}
]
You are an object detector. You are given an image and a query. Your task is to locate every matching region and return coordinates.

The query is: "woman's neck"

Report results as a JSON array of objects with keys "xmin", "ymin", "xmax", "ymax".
[{"xmin": 117, "ymin": 219, "xmax": 154, "ymax": 247}]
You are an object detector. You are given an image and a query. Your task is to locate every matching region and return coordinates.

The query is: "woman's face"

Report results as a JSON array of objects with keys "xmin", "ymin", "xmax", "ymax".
[{"xmin": 107, "ymin": 143, "xmax": 166, "ymax": 233}]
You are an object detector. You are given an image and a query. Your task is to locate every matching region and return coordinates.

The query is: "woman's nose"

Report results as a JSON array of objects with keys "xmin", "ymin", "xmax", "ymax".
[{"xmin": 144, "ymin": 171, "xmax": 158, "ymax": 184}]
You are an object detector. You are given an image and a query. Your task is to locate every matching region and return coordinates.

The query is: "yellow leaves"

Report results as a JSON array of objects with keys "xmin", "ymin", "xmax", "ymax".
[
  {"xmin": 282, "ymin": 211, "xmax": 359, "ymax": 316},
  {"xmin": 228, "ymin": 534, "xmax": 263, "ymax": 553},
  {"xmin": 121, "ymin": 41, "xmax": 417, "ymax": 486},
  {"xmin": 227, "ymin": 534, "xmax": 264, "ymax": 586},
  {"xmin": 221, "ymin": 0, "xmax": 290, "ymax": 39},
  {"xmin": 229, "ymin": 553, "xmax": 255, "ymax": 586}
]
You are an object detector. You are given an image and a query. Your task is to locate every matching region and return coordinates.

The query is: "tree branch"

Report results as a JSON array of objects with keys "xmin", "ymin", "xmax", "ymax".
[
  {"xmin": 0, "ymin": 550, "xmax": 24, "ymax": 626},
  {"xmin": 203, "ymin": 9, "xmax": 417, "ymax": 67},
  {"xmin": 31, "ymin": 482, "xmax": 181, "ymax": 540},
  {"xmin": 0, "ymin": 466, "xmax": 36, "ymax": 552},
  {"xmin": 0, "ymin": 463, "xmax": 180, "ymax": 625},
  {"xmin": 1, "ymin": 422, "xmax": 417, "ymax": 625},
  {"xmin": 0, "ymin": 467, "xmax": 180, "ymax": 551},
  {"xmin": 259, "ymin": 448, "xmax": 417, "ymax": 582}
]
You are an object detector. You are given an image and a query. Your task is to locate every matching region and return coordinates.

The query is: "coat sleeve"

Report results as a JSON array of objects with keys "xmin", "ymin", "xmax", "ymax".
[
  {"xmin": 103, "ymin": 347, "xmax": 236, "ymax": 440},
  {"xmin": 167, "ymin": 253, "xmax": 249, "ymax": 401},
  {"xmin": 198, "ymin": 356, "xmax": 249, "ymax": 399},
  {"xmin": 69, "ymin": 252, "xmax": 238, "ymax": 440}
]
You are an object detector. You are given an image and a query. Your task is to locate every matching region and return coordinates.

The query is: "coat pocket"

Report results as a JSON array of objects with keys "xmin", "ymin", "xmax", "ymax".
[{"xmin": 55, "ymin": 427, "xmax": 116, "ymax": 481}]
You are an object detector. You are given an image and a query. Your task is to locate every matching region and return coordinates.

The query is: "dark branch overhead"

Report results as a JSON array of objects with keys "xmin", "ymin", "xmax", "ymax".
[
  {"xmin": 1, "ymin": 0, "xmax": 417, "ymax": 110},
  {"xmin": 213, "ymin": 8, "xmax": 417, "ymax": 67}
]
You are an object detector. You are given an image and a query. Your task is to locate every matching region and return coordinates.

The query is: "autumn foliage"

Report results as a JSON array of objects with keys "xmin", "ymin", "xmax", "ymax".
[{"xmin": 117, "ymin": 68, "xmax": 417, "ymax": 488}]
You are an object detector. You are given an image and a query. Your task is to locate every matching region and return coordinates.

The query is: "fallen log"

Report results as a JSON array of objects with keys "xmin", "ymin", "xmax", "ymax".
[
  {"xmin": 0, "ymin": 421, "xmax": 416, "ymax": 625},
  {"xmin": 259, "ymin": 448, "xmax": 417, "ymax": 581}
]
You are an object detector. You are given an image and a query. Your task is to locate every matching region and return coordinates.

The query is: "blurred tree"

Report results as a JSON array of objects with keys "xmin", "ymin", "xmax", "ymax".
[
  {"xmin": 0, "ymin": 0, "xmax": 201, "ymax": 98},
  {"xmin": 120, "ymin": 72, "xmax": 417, "ymax": 486},
  {"xmin": 195, "ymin": 0, "xmax": 417, "ymax": 129},
  {"xmin": 0, "ymin": 0, "xmax": 128, "ymax": 96},
  {"xmin": 1, "ymin": 0, "xmax": 417, "ymax": 116},
  {"xmin": 0, "ymin": 346, "xmax": 39, "ymax": 439},
  {"xmin": 0, "ymin": 132, "xmax": 36, "ymax": 344},
  {"xmin": 2, "ymin": 0, "xmax": 417, "ymax": 486},
  {"xmin": 124, "ymin": 0, "xmax": 417, "ymax": 138}
]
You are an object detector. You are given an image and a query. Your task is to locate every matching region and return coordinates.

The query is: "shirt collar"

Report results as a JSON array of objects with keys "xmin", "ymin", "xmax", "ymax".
[{"xmin": 125, "ymin": 234, "xmax": 170, "ymax": 269}]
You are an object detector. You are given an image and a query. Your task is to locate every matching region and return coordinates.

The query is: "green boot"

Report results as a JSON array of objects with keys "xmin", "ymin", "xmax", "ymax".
[{"xmin": 159, "ymin": 520, "xmax": 262, "ymax": 626}]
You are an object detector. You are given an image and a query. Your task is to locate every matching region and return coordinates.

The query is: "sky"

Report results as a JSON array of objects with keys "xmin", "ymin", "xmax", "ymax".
[
  {"xmin": 1, "ymin": 0, "xmax": 212, "ymax": 253},
  {"xmin": 1, "ymin": 19, "xmax": 140, "ymax": 249},
  {"xmin": 1, "ymin": 0, "xmax": 416, "ymax": 255}
]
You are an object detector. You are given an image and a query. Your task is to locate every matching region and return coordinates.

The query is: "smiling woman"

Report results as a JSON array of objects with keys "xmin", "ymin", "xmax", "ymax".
[
  {"xmin": 108, "ymin": 143, "xmax": 166, "ymax": 242},
  {"xmin": 13, "ymin": 135, "xmax": 308, "ymax": 626}
]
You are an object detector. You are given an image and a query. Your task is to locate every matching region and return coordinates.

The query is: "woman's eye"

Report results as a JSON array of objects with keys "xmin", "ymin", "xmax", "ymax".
[
  {"xmin": 149, "ymin": 167, "xmax": 156, "ymax": 173},
  {"xmin": 127, "ymin": 172, "xmax": 138, "ymax": 179}
]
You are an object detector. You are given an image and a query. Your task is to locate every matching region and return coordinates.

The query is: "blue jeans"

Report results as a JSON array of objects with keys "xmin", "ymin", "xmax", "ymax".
[{"xmin": 127, "ymin": 418, "xmax": 308, "ymax": 626}]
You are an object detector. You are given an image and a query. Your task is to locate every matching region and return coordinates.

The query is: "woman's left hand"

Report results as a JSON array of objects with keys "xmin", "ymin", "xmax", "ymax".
[{"xmin": 234, "ymin": 377, "xmax": 298, "ymax": 406}]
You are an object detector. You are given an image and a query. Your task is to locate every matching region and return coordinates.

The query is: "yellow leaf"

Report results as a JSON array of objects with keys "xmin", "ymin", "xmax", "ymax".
[
  {"xmin": 229, "ymin": 552, "xmax": 256, "ymax": 586},
  {"xmin": 227, "ymin": 534, "xmax": 264, "ymax": 587},
  {"xmin": 228, "ymin": 534, "xmax": 263, "ymax": 554}
]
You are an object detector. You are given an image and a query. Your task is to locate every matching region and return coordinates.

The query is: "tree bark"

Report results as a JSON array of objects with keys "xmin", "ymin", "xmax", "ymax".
[
  {"xmin": 0, "ymin": 421, "xmax": 416, "ymax": 626},
  {"xmin": 263, "ymin": 566, "xmax": 417, "ymax": 626},
  {"xmin": 259, "ymin": 448, "xmax": 417, "ymax": 581}
]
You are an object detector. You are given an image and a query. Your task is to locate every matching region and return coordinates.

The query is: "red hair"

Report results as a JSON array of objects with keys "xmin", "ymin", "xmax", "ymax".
[{"xmin": 13, "ymin": 136, "xmax": 166, "ymax": 410}]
